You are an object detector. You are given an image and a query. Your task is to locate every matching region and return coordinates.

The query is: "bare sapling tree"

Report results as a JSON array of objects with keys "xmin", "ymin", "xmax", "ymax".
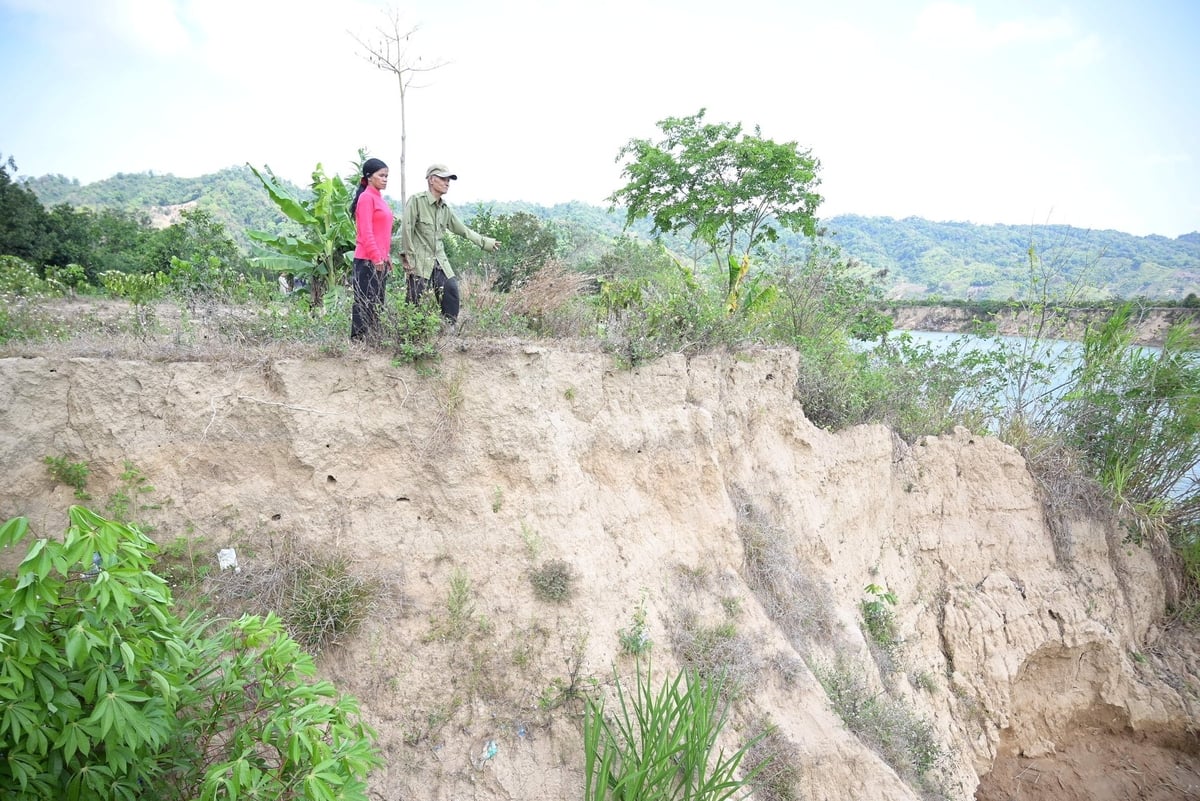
[{"xmin": 350, "ymin": 8, "xmax": 447, "ymax": 205}]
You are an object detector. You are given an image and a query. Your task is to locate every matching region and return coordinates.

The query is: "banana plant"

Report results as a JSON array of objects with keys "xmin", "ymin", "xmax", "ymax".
[
  {"xmin": 725, "ymin": 253, "xmax": 776, "ymax": 316},
  {"xmin": 247, "ymin": 162, "xmax": 355, "ymax": 309}
]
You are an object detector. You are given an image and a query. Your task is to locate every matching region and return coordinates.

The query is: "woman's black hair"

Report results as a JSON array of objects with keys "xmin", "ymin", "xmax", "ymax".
[{"xmin": 350, "ymin": 157, "xmax": 388, "ymax": 218}]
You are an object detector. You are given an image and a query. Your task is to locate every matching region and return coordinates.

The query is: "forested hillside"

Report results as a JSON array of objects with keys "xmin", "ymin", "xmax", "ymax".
[{"xmin": 19, "ymin": 167, "xmax": 1200, "ymax": 301}]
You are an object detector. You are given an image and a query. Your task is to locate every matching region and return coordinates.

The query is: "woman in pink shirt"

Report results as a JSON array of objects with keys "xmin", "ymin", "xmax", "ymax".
[{"xmin": 350, "ymin": 157, "xmax": 394, "ymax": 341}]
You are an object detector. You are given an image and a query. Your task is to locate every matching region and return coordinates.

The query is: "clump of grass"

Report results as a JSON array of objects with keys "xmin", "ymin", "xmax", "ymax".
[
  {"xmin": 209, "ymin": 536, "xmax": 389, "ymax": 654},
  {"xmin": 284, "ymin": 554, "xmax": 378, "ymax": 652},
  {"xmin": 426, "ymin": 568, "xmax": 477, "ymax": 640},
  {"xmin": 519, "ymin": 521, "xmax": 543, "ymax": 560},
  {"xmin": 44, "ymin": 455, "xmax": 90, "ymax": 499},
  {"xmin": 583, "ymin": 661, "xmax": 764, "ymax": 801},
  {"xmin": 1003, "ymin": 421, "xmax": 1110, "ymax": 565},
  {"xmin": 668, "ymin": 607, "xmax": 759, "ymax": 699},
  {"xmin": 530, "ymin": 559, "xmax": 575, "ymax": 604},
  {"xmin": 156, "ymin": 531, "xmax": 212, "ymax": 592}
]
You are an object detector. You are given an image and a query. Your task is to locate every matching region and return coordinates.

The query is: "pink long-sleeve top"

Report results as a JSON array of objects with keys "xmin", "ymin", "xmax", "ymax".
[{"xmin": 353, "ymin": 186, "xmax": 394, "ymax": 264}]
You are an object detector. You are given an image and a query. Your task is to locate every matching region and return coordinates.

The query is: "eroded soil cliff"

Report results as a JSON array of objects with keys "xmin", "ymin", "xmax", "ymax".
[{"xmin": 1, "ymin": 342, "xmax": 1197, "ymax": 800}]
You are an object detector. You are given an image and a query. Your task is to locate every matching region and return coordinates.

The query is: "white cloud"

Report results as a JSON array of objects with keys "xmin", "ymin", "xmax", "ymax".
[{"xmin": 912, "ymin": 2, "xmax": 1077, "ymax": 52}]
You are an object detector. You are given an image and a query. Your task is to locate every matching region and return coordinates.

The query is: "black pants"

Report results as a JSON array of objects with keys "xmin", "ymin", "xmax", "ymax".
[
  {"xmin": 406, "ymin": 265, "xmax": 460, "ymax": 323},
  {"xmin": 351, "ymin": 258, "xmax": 388, "ymax": 340}
]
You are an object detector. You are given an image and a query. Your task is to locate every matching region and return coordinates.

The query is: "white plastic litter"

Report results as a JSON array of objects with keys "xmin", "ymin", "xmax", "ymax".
[{"xmin": 217, "ymin": 548, "xmax": 240, "ymax": 572}]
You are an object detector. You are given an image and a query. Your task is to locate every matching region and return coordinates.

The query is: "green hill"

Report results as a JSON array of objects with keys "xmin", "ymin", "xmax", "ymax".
[{"xmin": 20, "ymin": 168, "xmax": 1200, "ymax": 301}]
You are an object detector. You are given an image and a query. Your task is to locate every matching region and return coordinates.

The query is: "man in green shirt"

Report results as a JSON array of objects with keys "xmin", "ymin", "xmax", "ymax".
[{"xmin": 400, "ymin": 164, "xmax": 500, "ymax": 324}]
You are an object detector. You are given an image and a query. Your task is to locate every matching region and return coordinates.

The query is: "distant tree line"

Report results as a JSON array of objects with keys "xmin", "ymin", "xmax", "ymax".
[
  {"xmin": 1, "ymin": 154, "xmax": 250, "ymax": 288},
  {"xmin": 8, "ymin": 153, "xmax": 1200, "ymax": 304}
]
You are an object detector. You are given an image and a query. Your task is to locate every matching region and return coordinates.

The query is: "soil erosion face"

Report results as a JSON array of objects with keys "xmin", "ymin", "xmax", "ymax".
[
  {"xmin": 977, "ymin": 729, "xmax": 1200, "ymax": 801},
  {"xmin": 2, "ymin": 324, "xmax": 1199, "ymax": 800}
]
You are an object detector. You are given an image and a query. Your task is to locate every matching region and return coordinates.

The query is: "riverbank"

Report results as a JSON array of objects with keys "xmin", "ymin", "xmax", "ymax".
[{"xmin": 888, "ymin": 304, "xmax": 1199, "ymax": 346}]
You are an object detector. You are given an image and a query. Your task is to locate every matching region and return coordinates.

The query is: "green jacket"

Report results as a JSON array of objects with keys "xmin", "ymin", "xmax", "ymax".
[{"xmin": 400, "ymin": 190, "xmax": 496, "ymax": 280}]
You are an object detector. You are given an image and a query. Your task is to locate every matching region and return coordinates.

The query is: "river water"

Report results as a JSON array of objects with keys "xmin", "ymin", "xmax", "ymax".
[{"xmin": 889, "ymin": 329, "xmax": 1197, "ymax": 501}]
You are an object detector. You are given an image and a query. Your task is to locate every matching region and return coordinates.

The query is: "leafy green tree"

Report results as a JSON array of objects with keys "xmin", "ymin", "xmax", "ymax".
[
  {"xmin": 147, "ymin": 207, "xmax": 245, "ymax": 274},
  {"xmin": 450, "ymin": 207, "xmax": 560, "ymax": 291},
  {"xmin": 246, "ymin": 163, "xmax": 357, "ymax": 308},
  {"xmin": 0, "ymin": 154, "xmax": 50, "ymax": 262},
  {"xmin": 610, "ymin": 109, "xmax": 822, "ymax": 309},
  {"xmin": 42, "ymin": 205, "xmax": 158, "ymax": 282},
  {"xmin": 0, "ymin": 506, "xmax": 382, "ymax": 801}
]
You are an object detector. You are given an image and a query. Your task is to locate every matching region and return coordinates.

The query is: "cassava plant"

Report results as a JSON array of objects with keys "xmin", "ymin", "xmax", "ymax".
[{"xmin": 0, "ymin": 506, "xmax": 382, "ymax": 801}]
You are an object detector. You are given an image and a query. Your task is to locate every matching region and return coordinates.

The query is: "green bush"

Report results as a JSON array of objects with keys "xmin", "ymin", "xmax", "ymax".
[
  {"xmin": 860, "ymin": 583, "xmax": 903, "ymax": 672},
  {"xmin": 1059, "ymin": 306, "xmax": 1200, "ymax": 538},
  {"xmin": 0, "ymin": 507, "xmax": 382, "ymax": 801},
  {"xmin": 99, "ymin": 269, "xmax": 168, "ymax": 304},
  {"xmin": 529, "ymin": 558, "xmax": 575, "ymax": 604},
  {"xmin": 380, "ymin": 290, "xmax": 443, "ymax": 364}
]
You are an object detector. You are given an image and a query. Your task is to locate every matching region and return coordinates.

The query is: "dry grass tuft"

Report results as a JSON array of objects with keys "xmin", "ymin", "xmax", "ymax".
[
  {"xmin": 208, "ymin": 535, "xmax": 406, "ymax": 654},
  {"xmin": 736, "ymin": 496, "xmax": 840, "ymax": 649},
  {"xmin": 668, "ymin": 607, "xmax": 760, "ymax": 699},
  {"xmin": 743, "ymin": 716, "xmax": 805, "ymax": 801}
]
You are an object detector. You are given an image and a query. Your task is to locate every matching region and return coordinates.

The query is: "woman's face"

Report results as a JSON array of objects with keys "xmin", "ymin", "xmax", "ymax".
[{"xmin": 368, "ymin": 168, "xmax": 389, "ymax": 191}]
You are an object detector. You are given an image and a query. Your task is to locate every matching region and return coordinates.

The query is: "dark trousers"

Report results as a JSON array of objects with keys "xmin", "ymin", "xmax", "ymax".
[
  {"xmin": 351, "ymin": 258, "xmax": 388, "ymax": 340},
  {"xmin": 406, "ymin": 264, "xmax": 460, "ymax": 323}
]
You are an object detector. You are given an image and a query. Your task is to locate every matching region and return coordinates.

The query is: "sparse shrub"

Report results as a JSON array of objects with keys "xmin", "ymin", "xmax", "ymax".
[
  {"xmin": 598, "ymin": 259, "xmax": 750, "ymax": 369},
  {"xmin": 44, "ymin": 454, "xmax": 90, "ymax": 499},
  {"xmin": 104, "ymin": 459, "xmax": 157, "ymax": 524},
  {"xmin": 530, "ymin": 558, "xmax": 575, "ymax": 604},
  {"xmin": 812, "ymin": 656, "xmax": 949, "ymax": 797},
  {"xmin": 380, "ymin": 290, "xmax": 442, "ymax": 364},
  {"xmin": 427, "ymin": 567, "xmax": 475, "ymax": 639},
  {"xmin": 794, "ymin": 333, "xmax": 988, "ymax": 440},
  {"xmin": 860, "ymin": 583, "xmax": 902, "ymax": 671}
]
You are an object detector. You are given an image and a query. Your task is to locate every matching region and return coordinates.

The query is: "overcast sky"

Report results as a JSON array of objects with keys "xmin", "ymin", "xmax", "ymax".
[{"xmin": 2, "ymin": 0, "xmax": 1197, "ymax": 237}]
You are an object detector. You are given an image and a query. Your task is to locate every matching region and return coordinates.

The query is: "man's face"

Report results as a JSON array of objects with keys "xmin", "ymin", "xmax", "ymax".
[{"xmin": 429, "ymin": 174, "xmax": 451, "ymax": 196}]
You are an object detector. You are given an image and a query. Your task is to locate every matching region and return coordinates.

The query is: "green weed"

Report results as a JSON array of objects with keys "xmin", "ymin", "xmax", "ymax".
[
  {"xmin": 618, "ymin": 596, "xmax": 652, "ymax": 656},
  {"xmin": 43, "ymin": 455, "xmax": 90, "ymax": 499}
]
